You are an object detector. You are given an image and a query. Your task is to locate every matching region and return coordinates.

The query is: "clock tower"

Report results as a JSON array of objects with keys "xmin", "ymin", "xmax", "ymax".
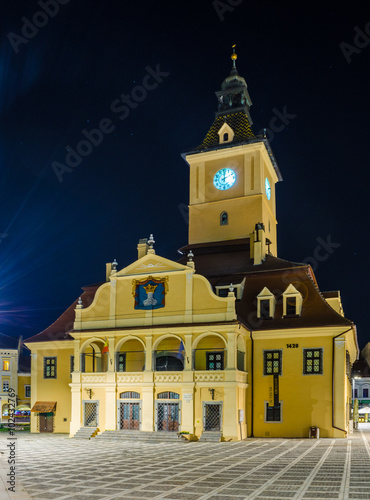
[{"xmin": 183, "ymin": 48, "xmax": 282, "ymax": 256}]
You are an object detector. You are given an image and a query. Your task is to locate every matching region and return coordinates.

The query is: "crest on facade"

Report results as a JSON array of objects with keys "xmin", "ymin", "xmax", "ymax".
[{"xmin": 132, "ymin": 275, "xmax": 169, "ymax": 310}]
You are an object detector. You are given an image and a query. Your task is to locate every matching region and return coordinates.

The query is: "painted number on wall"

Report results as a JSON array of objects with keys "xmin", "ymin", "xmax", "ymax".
[{"xmin": 286, "ymin": 344, "xmax": 299, "ymax": 348}]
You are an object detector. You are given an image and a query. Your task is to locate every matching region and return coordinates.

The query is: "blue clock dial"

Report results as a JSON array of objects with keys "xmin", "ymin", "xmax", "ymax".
[
  {"xmin": 213, "ymin": 168, "xmax": 236, "ymax": 190},
  {"xmin": 265, "ymin": 177, "xmax": 271, "ymax": 200}
]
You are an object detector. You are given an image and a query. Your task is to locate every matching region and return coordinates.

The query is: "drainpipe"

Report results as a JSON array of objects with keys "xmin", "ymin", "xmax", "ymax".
[
  {"xmin": 249, "ymin": 330, "xmax": 254, "ymax": 437},
  {"xmin": 332, "ymin": 327, "xmax": 353, "ymax": 435}
]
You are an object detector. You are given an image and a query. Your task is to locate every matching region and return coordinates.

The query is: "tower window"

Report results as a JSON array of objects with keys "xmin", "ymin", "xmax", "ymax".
[
  {"xmin": 220, "ymin": 211, "xmax": 228, "ymax": 226},
  {"xmin": 217, "ymin": 123, "xmax": 234, "ymax": 144}
]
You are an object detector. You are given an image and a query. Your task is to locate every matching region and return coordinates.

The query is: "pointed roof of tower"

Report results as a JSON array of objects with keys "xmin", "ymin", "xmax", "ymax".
[
  {"xmin": 184, "ymin": 47, "xmax": 281, "ymax": 181},
  {"xmin": 193, "ymin": 45, "xmax": 256, "ymax": 152}
]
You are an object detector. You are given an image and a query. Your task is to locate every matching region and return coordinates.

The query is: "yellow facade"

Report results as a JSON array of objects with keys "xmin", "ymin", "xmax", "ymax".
[
  {"xmin": 25, "ymin": 248, "xmax": 357, "ymax": 440},
  {"xmin": 29, "ymin": 342, "xmax": 73, "ymax": 433},
  {"xmin": 1, "ymin": 348, "xmax": 17, "ymax": 422},
  {"xmin": 250, "ymin": 329, "xmax": 356, "ymax": 438},
  {"xmin": 17, "ymin": 374, "xmax": 31, "ymax": 405},
  {"xmin": 25, "ymin": 51, "xmax": 358, "ymax": 440},
  {"xmin": 187, "ymin": 143, "xmax": 279, "ymax": 255}
]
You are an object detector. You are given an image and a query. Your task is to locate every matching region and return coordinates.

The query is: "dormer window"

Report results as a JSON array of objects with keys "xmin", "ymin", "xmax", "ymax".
[
  {"xmin": 220, "ymin": 211, "xmax": 228, "ymax": 225},
  {"xmin": 260, "ymin": 299, "xmax": 271, "ymax": 319},
  {"xmin": 257, "ymin": 287, "xmax": 276, "ymax": 319},
  {"xmin": 286, "ymin": 297, "xmax": 296, "ymax": 316},
  {"xmin": 283, "ymin": 284, "xmax": 303, "ymax": 317},
  {"xmin": 217, "ymin": 123, "xmax": 235, "ymax": 144}
]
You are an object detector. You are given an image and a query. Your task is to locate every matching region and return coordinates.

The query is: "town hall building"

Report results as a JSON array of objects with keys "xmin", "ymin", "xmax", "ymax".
[{"xmin": 25, "ymin": 49, "xmax": 358, "ymax": 440}]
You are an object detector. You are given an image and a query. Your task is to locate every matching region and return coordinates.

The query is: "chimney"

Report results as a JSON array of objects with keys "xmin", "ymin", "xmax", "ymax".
[
  {"xmin": 250, "ymin": 222, "xmax": 267, "ymax": 265},
  {"xmin": 137, "ymin": 238, "xmax": 148, "ymax": 259}
]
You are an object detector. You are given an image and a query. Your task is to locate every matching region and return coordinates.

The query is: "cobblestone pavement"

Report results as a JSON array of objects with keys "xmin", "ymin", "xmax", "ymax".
[{"xmin": 1, "ymin": 428, "xmax": 370, "ymax": 500}]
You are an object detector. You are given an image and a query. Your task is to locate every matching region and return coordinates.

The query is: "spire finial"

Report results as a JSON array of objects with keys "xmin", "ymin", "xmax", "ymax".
[
  {"xmin": 147, "ymin": 234, "xmax": 155, "ymax": 254},
  {"xmin": 231, "ymin": 44, "xmax": 237, "ymax": 69}
]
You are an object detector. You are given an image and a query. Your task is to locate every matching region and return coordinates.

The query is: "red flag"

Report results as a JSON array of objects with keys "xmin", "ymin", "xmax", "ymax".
[{"xmin": 102, "ymin": 339, "xmax": 109, "ymax": 354}]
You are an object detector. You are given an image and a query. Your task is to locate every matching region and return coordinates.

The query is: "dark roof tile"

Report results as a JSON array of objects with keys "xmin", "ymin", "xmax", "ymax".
[{"xmin": 194, "ymin": 112, "xmax": 254, "ymax": 151}]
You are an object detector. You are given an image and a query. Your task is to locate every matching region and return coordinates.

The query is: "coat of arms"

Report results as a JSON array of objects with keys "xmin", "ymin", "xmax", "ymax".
[{"xmin": 132, "ymin": 276, "xmax": 169, "ymax": 310}]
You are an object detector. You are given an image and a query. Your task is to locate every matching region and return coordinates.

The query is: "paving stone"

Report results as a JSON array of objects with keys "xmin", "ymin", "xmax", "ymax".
[{"xmin": 2, "ymin": 428, "xmax": 370, "ymax": 500}]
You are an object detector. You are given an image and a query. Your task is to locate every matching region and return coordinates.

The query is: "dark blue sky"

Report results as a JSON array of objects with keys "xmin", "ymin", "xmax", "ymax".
[{"xmin": 0, "ymin": 1, "xmax": 369, "ymax": 348}]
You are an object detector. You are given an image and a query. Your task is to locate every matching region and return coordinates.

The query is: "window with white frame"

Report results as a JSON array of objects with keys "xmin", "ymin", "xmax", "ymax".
[
  {"xmin": 282, "ymin": 284, "xmax": 302, "ymax": 317},
  {"xmin": 257, "ymin": 287, "xmax": 276, "ymax": 319},
  {"xmin": 2, "ymin": 379, "xmax": 9, "ymax": 392}
]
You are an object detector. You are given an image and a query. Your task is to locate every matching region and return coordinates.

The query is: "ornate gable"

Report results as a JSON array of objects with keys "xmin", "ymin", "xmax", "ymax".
[{"xmin": 114, "ymin": 254, "xmax": 191, "ymax": 277}]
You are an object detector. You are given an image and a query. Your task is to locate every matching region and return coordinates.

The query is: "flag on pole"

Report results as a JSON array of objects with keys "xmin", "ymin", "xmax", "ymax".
[
  {"xmin": 102, "ymin": 338, "xmax": 109, "ymax": 354},
  {"xmin": 177, "ymin": 341, "xmax": 185, "ymax": 360}
]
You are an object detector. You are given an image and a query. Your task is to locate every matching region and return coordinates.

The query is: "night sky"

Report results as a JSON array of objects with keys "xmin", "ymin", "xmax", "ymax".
[{"xmin": 0, "ymin": 1, "xmax": 369, "ymax": 349}]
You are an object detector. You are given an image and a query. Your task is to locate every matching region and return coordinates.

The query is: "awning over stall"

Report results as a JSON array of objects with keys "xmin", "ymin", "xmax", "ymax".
[{"xmin": 31, "ymin": 402, "xmax": 56, "ymax": 412}]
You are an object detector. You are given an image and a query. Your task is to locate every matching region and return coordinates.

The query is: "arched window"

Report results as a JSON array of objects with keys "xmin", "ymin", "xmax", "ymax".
[
  {"xmin": 120, "ymin": 391, "xmax": 140, "ymax": 399},
  {"xmin": 223, "ymin": 132, "xmax": 229, "ymax": 141},
  {"xmin": 155, "ymin": 356, "xmax": 183, "ymax": 371},
  {"xmin": 220, "ymin": 211, "xmax": 228, "ymax": 226},
  {"xmin": 157, "ymin": 392, "xmax": 180, "ymax": 399}
]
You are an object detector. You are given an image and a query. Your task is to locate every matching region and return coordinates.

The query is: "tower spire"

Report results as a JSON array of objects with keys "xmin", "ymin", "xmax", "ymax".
[
  {"xmin": 214, "ymin": 46, "xmax": 253, "ymax": 123},
  {"xmin": 231, "ymin": 44, "xmax": 238, "ymax": 74}
]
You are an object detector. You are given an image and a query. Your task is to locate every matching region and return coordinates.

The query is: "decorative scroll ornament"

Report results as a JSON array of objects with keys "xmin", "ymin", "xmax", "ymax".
[{"xmin": 132, "ymin": 275, "xmax": 169, "ymax": 310}]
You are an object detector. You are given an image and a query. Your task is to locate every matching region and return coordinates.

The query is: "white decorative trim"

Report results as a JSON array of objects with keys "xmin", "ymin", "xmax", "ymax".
[
  {"xmin": 195, "ymin": 372, "xmax": 224, "ymax": 382},
  {"xmin": 117, "ymin": 374, "xmax": 143, "ymax": 383},
  {"xmin": 154, "ymin": 373, "xmax": 182, "ymax": 383},
  {"xmin": 137, "ymin": 263, "xmax": 165, "ymax": 270},
  {"xmin": 81, "ymin": 375, "xmax": 105, "ymax": 383}
]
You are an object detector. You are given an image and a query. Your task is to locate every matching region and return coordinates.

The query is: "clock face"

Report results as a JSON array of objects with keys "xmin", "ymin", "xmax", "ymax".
[
  {"xmin": 213, "ymin": 168, "xmax": 236, "ymax": 190},
  {"xmin": 265, "ymin": 177, "xmax": 271, "ymax": 200}
]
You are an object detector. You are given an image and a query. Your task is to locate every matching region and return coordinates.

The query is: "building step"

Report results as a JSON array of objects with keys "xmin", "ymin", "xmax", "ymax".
[
  {"xmin": 96, "ymin": 430, "xmax": 183, "ymax": 441},
  {"xmin": 72, "ymin": 427, "xmax": 98, "ymax": 439},
  {"xmin": 199, "ymin": 431, "xmax": 222, "ymax": 442}
]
